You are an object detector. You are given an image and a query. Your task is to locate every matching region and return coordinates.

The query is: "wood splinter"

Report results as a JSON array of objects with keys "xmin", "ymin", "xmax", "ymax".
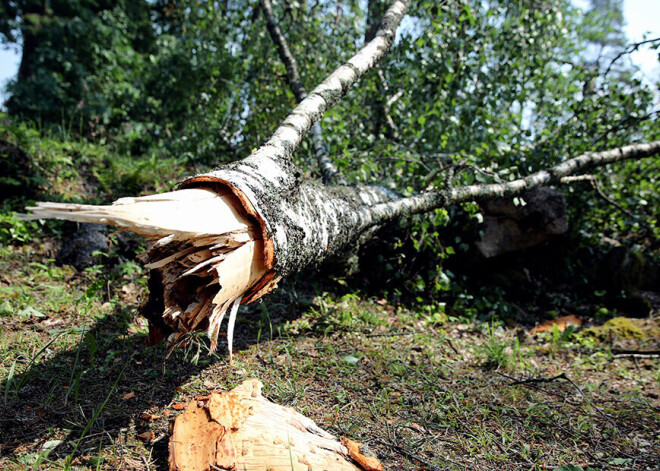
[
  {"xmin": 169, "ymin": 379, "xmax": 383, "ymax": 471},
  {"xmin": 23, "ymin": 186, "xmax": 271, "ymax": 357}
]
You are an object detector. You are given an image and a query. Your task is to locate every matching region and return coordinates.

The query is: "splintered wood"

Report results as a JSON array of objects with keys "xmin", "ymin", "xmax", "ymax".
[
  {"xmin": 169, "ymin": 379, "xmax": 383, "ymax": 471},
  {"xmin": 24, "ymin": 188, "xmax": 267, "ymax": 356}
]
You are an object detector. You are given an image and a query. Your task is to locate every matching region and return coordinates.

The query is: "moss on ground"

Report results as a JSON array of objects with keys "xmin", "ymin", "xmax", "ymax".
[{"xmin": 582, "ymin": 316, "xmax": 660, "ymax": 342}]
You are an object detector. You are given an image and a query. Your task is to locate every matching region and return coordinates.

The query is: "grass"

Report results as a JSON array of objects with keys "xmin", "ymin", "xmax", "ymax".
[
  {"xmin": 0, "ymin": 122, "xmax": 658, "ymax": 470},
  {"xmin": 4, "ymin": 247, "xmax": 656, "ymax": 470},
  {"xmin": 0, "ymin": 238, "xmax": 660, "ymax": 470}
]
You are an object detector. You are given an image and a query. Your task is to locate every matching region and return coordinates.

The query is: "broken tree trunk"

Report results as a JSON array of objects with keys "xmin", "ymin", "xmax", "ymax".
[
  {"xmin": 25, "ymin": 182, "xmax": 397, "ymax": 354},
  {"xmin": 25, "ymin": 0, "xmax": 411, "ymax": 354},
  {"xmin": 168, "ymin": 379, "xmax": 383, "ymax": 471},
  {"xmin": 27, "ymin": 188, "xmax": 267, "ymax": 354}
]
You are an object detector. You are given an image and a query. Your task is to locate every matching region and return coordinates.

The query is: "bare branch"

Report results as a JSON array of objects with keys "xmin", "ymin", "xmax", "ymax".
[
  {"xmin": 259, "ymin": 0, "xmax": 340, "ymax": 183},
  {"xmin": 589, "ymin": 178, "xmax": 655, "ymax": 237},
  {"xmin": 604, "ymin": 37, "xmax": 660, "ymax": 77},
  {"xmin": 260, "ymin": 0, "xmax": 306, "ymax": 102},
  {"xmin": 560, "ymin": 175, "xmax": 595, "ymax": 183},
  {"xmin": 251, "ymin": 0, "xmax": 410, "ymax": 167}
]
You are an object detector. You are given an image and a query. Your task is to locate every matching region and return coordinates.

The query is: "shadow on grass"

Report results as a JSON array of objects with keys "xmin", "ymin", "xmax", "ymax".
[{"xmin": 0, "ymin": 296, "xmax": 285, "ymax": 470}]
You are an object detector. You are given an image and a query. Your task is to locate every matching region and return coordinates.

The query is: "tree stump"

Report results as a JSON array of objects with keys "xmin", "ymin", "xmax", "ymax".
[{"xmin": 169, "ymin": 379, "xmax": 383, "ymax": 471}]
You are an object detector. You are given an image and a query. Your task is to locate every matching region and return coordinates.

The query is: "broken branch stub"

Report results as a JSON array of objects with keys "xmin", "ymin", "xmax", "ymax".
[
  {"xmin": 25, "ymin": 187, "xmax": 268, "ymax": 354},
  {"xmin": 169, "ymin": 379, "xmax": 382, "ymax": 471}
]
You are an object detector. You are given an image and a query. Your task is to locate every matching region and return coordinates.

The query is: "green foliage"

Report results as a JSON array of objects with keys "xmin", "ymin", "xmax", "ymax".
[
  {"xmin": 0, "ymin": 211, "xmax": 38, "ymax": 244},
  {"xmin": 582, "ymin": 0, "xmax": 626, "ymax": 48},
  {"xmin": 6, "ymin": 2, "xmax": 155, "ymax": 129},
  {"xmin": 2, "ymin": 0, "xmax": 658, "ymax": 311}
]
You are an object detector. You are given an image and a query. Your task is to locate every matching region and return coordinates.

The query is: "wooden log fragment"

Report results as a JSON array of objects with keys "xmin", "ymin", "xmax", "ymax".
[{"xmin": 169, "ymin": 379, "xmax": 382, "ymax": 471}]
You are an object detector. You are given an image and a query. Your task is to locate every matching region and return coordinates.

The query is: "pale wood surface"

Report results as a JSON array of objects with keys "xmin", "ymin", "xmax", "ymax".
[
  {"xmin": 24, "ymin": 188, "xmax": 267, "ymax": 354},
  {"xmin": 169, "ymin": 380, "xmax": 382, "ymax": 471}
]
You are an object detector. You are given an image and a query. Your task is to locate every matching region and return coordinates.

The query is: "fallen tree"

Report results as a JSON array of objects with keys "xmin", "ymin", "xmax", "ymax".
[{"xmin": 24, "ymin": 0, "xmax": 660, "ymax": 356}]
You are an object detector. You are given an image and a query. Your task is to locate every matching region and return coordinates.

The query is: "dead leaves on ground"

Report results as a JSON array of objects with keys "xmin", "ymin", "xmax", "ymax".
[
  {"xmin": 529, "ymin": 314, "xmax": 583, "ymax": 335},
  {"xmin": 136, "ymin": 431, "xmax": 155, "ymax": 441}
]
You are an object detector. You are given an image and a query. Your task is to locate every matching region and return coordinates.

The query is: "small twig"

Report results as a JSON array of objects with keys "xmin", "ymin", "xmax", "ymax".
[
  {"xmin": 151, "ymin": 433, "xmax": 167, "ymax": 444},
  {"xmin": 445, "ymin": 337, "xmax": 460, "ymax": 356},
  {"xmin": 496, "ymin": 372, "xmax": 578, "ymax": 402},
  {"xmin": 590, "ymin": 178, "xmax": 654, "ymax": 235},
  {"xmin": 75, "ymin": 429, "xmax": 118, "ymax": 443},
  {"xmin": 373, "ymin": 438, "xmax": 448, "ymax": 470},
  {"xmin": 604, "ymin": 37, "xmax": 660, "ymax": 77},
  {"xmin": 611, "ymin": 349, "xmax": 660, "ymax": 357},
  {"xmin": 593, "ymin": 109, "xmax": 659, "ymax": 145},
  {"xmin": 560, "ymin": 174, "xmax": 596, "ymax": 183},
  {"xmin": 506, "ymin": 372, "xmax": 567, "ymax": 386},
  {"xmin": 632, "ymin": 354, "xmax": 642, "ymax": 372},
  {"xmin": 502, "ymin": 371, "xmax": 618, "ymax": 427},
  {"xmin": 365, "ymin": 329, "xmax": 427, "ymax": 338},
  {"xmin": 560, "ymin": 374, "xmax": 619, "ymax": 429},
  {"xmin": 424, "ymin": 158, "xmax": 502, "ymax": 190}
]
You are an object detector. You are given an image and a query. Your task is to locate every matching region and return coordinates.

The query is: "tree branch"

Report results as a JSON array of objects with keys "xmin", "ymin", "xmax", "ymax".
[
  {"xmin": 260, "ymin": 0, "xmax": 306, "ymax": 103},
  {"xmin": 246, "ymin": 0, "xmax": 410, "ymax": 167},
  {"xmin": 589, "ymin": 177, "xmax": 655, "ymax": 238},
  {"xmin": 604, "ymin": 37, "xmax": 660, "ymax": 77},
  {"xmin": 259, "ymin": 0, "xmax": 339, "ymax": 184},
  {"xmin": 367, "ymin": 141, "xmax": 660, "ymax": 224}
]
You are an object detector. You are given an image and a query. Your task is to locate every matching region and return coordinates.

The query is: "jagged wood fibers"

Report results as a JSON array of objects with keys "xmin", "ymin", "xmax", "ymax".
[{"xmin": 25, "ymin": 188, "xmax": 267, "ymax": 356}]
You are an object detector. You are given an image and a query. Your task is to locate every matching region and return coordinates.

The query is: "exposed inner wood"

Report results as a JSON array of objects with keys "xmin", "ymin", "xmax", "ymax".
[
  {"xmin": 169, "ymin": 379, "xmax": 382, "ymax": 471},
  {"xmin": 24, "ymin": 187, "xmax": 268, "ymax": 356}
]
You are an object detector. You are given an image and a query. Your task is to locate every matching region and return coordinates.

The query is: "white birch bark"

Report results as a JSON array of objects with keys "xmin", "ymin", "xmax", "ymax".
[{"xmin": 259, "ymin": 0, "xmax": 339, "ymax": 183}]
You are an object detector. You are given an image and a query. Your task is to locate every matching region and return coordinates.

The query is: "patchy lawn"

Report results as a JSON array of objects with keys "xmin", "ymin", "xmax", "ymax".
[{"xmin": 0, "ymin": 242, "xmax": 658, "ymax": 471}]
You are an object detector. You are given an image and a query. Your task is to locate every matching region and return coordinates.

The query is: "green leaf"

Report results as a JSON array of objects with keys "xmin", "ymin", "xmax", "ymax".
[
  {"xmin": 17, "ymin": 306, "xmax": 45, "ymax": 318},
  {"xmin": 342, "ymin": 354, "xmax": 360, "ymax": 366}
]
